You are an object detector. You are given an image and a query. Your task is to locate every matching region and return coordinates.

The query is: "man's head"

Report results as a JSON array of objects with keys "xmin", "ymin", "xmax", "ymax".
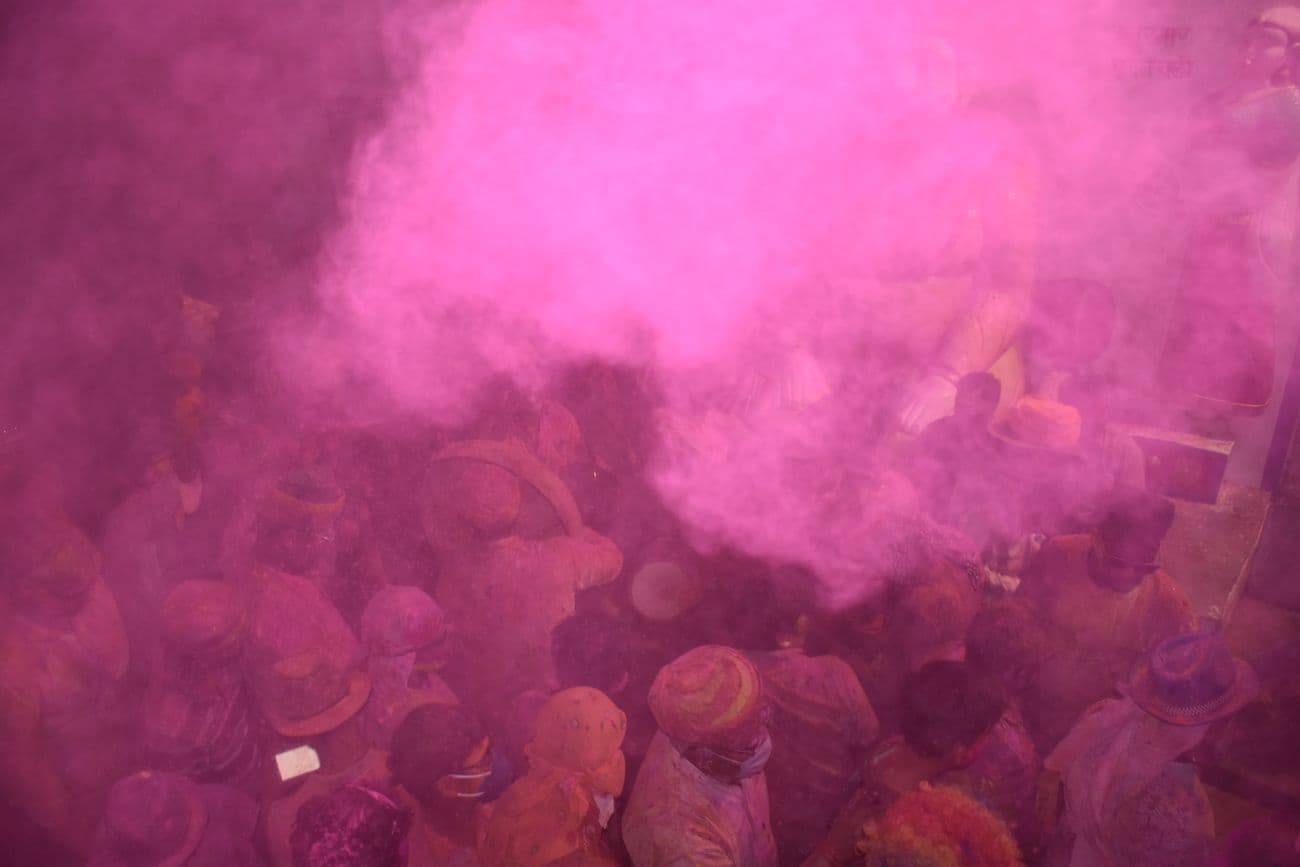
[
  {"xmin": 900, "ymin": 660, "xmax": 1004, "ymax": 762},
  {"xmin": 360, "ymin": 585, "xmax": 447, "ymax": 660},
  {"xmin": 648, "ymin": 645, "xmax": 770, "ymax": 783},
  {"xmin": 389, "ymin": 704, "xmax": 492, "ymax": 808},
  {"xmin": 290, "ymin": 785, "xmax": 410, "ymax": 867},
  {"xmin": 1089, "ymin": 492, "xmax": 1176, "ymax": 592},
  {"xmin": 552, "ymin": 614, "xmax": 632, "ymax": 696},
  {"xmin": 1128, "ymin": 629, "xmax": 1260, "ymax": 728}
]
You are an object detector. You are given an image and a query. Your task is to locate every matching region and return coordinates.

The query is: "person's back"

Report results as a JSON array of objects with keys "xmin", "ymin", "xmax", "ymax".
[
  {"xmin": 359, "ymin": 585, "xmax": 459, "ymax": 751},
  {"xmin": 439, "ymin": 529, "xmax": 622, "ymax": 712},
  {"xmin": 747, "ymin": 648, "xmax": 879, "ymax": 863},
  {"xmin": 1048, "ymin": 698, "xmax": 1212, "ymax": 867},
  {"xmin": 424, "ymin": 445, "xmax": 622, "ymax": 719},
  {"xmin": 1044, "ymin": 631, "xmax": 1259, "ymax": 867},
  {"xmin": 625, "ymin": 730, "xmax": 776, "ymax": 867},
  {"xmin": 622, "ymin": 646, "xmax": 778, "ymax": 867},
  {"xmin": 141, "ymin": 579, "xmax": 262, "ymax": 790}
]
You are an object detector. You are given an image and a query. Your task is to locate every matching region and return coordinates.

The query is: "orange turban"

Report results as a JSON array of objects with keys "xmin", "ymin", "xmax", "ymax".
[
  {"xmin": 648, "ymin": 645, "xmax": 763, "ymax": 746},
  {"xmin": 526, "ymin": 687, "xmax": 628, "ymax": 796}
]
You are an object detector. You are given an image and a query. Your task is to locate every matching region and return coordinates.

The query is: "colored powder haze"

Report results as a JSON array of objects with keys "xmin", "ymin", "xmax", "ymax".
[
  {"xmin": 0, "ymin": 0, "xmax": 1279, "ymax": 602},
  {"xmin": 302, "ymin": 0, "xmax": 1257, "ymax": 603}
]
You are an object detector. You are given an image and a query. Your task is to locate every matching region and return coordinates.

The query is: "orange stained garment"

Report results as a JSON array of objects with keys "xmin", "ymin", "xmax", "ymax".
[
  {"xmin": 1025, "ymin": 535, "xmax": 1196, "ymax": 657},
  {"xmin": 1022, "ymin": 534, "xmax": 1197, "ymax": 744},
  {"xmin": 478, "ymin": 772, "xmax": 599, "ymax": 867}
]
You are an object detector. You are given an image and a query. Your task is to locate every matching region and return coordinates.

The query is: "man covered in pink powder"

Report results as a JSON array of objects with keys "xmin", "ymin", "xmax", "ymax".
[
  {"xmin": 421, "ymin": 438, "xmax": 623, "ymax": 732},
  {"xmin": 1020, "ymin": 492, "xmax": 1198, "ymax": 747}
]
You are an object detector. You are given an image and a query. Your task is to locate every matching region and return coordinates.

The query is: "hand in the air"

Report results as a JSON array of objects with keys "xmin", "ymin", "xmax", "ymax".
[{"xmin": 898, "ymin": 373, "xmax": 958, "ymax": 434}]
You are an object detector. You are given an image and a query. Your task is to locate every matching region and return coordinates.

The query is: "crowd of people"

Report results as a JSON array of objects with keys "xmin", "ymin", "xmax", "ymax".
[
  {"xmin": 6, "ymin": 3, "xmax": 1300, "ymax": 865},
  {"xmin": 0, "ymin": 287, "xmax": 1294, "ymax": 867}
]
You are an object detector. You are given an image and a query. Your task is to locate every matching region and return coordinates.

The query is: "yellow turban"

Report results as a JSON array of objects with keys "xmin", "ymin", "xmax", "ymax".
[{"xmin": 648, "ymin": 645, "xmax": 762, "ymax": 746}]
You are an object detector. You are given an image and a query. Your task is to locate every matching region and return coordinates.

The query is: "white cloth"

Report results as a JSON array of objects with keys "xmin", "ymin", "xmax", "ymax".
[{"xmin": 1046, "ymin": 699, "xmax": 1214, "ymax": 867}]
